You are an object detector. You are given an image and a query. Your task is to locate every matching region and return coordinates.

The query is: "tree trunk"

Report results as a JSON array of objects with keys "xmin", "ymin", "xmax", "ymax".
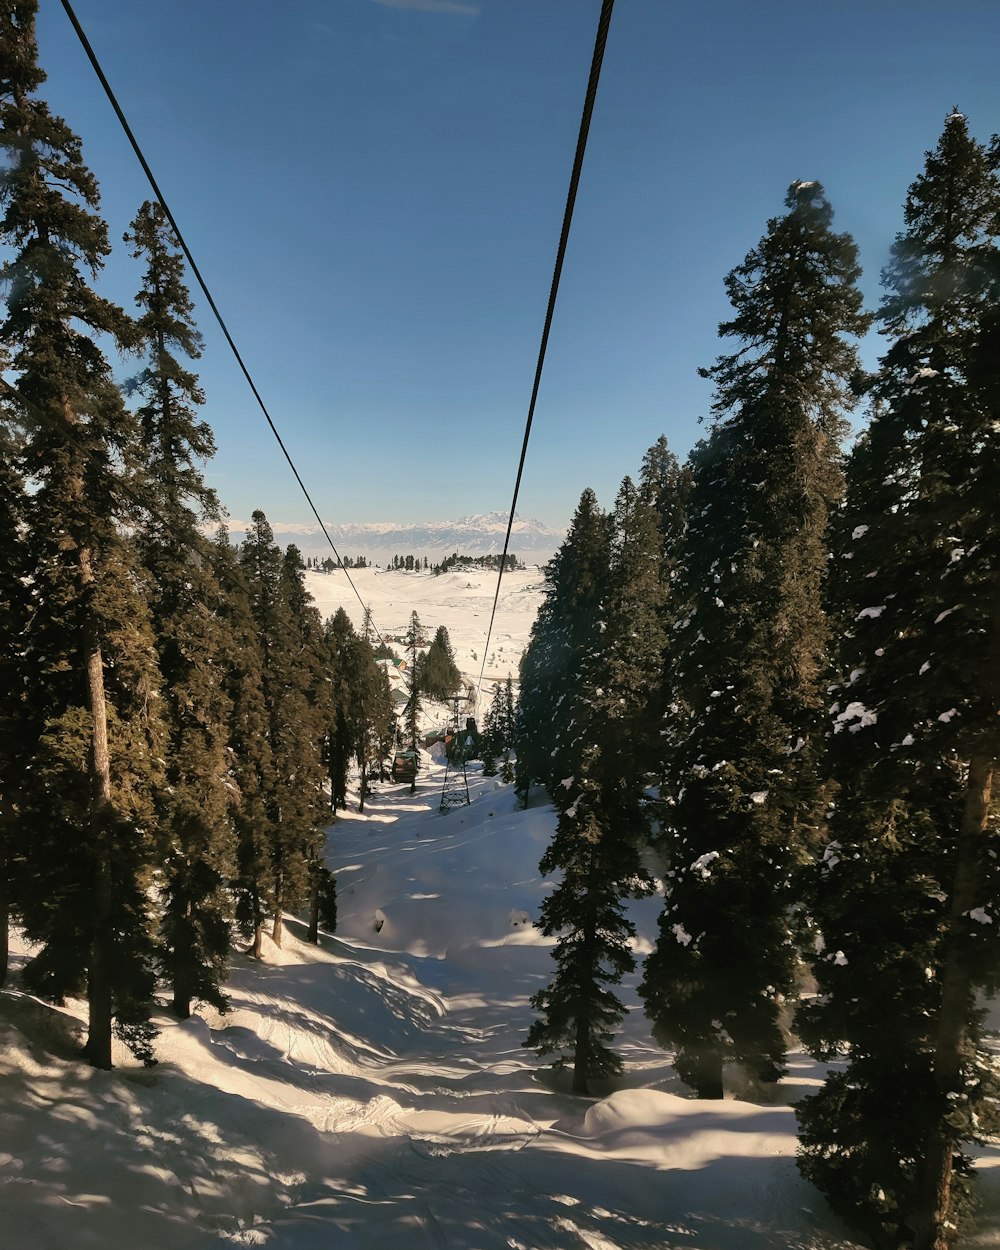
[
  {"xmin": 912, "ymin": 752, "xmax": 995, "ymax": 1250},
  {"xmin": 172, "ymin": 988, "xmax": 192, "ymax": 1020},
  {"xmin": 572, "ymin": 1012, "xmax": 591, "ymax": 1095},
  {"xmin": 306, "ymin": 878, "xmax": 320, "ymax": 944},
  {"xmin": 271, "ymin": 902, "xmax": 283, "ymax": 947},
  {"xmin": 686, "ymin": 1047, "xmax": 725, "ymax": 1100},
  {"xmin": 80, "ymin": 547, "xmax": 115, "ymax": 1071},
  {"xmin": 0, "ymin": 871, "xmax": 8, "ymax": 989},
  {"xmin": 359, "ymin": 755, "xmax": 368, "ymax": 814}
]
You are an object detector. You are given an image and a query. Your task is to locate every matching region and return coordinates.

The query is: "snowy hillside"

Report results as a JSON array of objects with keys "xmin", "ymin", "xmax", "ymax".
[
  {"xmin": 303, "ymin": 564, "xmax": 545, "ymax": 690},
  {"xmin": 226, "ymin": 513, "xmax": 565, "ymax": 565},
  {"xmin": 4, "ymin": 567, "xmax": 1000, "ymax": 1250},
  {"xmin": 4, "ymin": 760, "xmax": 1000, "ymax": 1248}
]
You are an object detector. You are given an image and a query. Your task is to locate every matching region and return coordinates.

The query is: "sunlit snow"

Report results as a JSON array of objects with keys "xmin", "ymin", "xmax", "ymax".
[{"xmin": 3, "ymin": 570, "xmax": 998, "ymax": 1250}]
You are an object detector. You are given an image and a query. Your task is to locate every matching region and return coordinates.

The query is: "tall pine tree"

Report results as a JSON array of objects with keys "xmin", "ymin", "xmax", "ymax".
[
  {"xmin": 523, "ymin": 488, "xmax": 653, "ymax": 1093},
  {"xmin": 211, "ymin": 528, "xmax": 273, "ymax": 961},
  {"xmin": 419, "ymin": 625, "xmax": 462, "ymax": 701},
  {"xmin": 641, "ymin": 181, "xmax": 869, "ymax": 1098},
  {"xmin": 125, "ymin": 199, "xmax": 235, "ymax": 1019},
  {"xmin": 324, "ymin": 607, "xmax": 358, "ymax": 812},
  {"xmin": 0, "ymin": 365, "xmax": 27, "ymax": 987},
  {"xmin": 797, "ymin": 114, "xmax": 1000, "ymax": 1250},
  {"xmin": 1, "ymin": 0, "xmax": 165, "ymax": 1067},
  {"xmin": 402, "ymin": 611, "xmax": 425, "ymax": 795}
]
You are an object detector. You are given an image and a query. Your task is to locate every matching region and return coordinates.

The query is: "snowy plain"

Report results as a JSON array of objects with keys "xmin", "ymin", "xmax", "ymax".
[{"xmin": 2, "ymin": 566, "xmax": 999, "ymax": 1249}]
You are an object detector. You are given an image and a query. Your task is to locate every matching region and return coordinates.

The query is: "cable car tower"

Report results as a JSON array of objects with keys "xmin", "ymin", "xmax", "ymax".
[{"xmin": 439, "ymin": 694, "xmax": 472, "ymax": 813}]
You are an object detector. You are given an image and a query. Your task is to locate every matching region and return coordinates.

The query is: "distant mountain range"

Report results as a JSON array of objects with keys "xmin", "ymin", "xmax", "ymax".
[{"xmin": 226, "ymin": 512, "xmax": 565, "ymax": 564}]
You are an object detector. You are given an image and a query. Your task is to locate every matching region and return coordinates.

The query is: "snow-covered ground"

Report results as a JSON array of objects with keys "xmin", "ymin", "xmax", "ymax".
[
  {"xmin": 303, "ymin": 564, "xmax": 545, "ymax": 691},
  {"xmin": 4, "ymin": 569, "xmax": 1000, "ymax": 1248},
  {"xmin": 4, "ymin": 761, "xmax": 1000, "ymax": 1248}
]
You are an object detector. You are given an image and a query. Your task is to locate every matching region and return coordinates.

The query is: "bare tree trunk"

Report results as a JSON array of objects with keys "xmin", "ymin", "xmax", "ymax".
[
  {"xmin": 306, "ymin": 878, "xmax": 320, "ymax": 945},
  {"xmin": 0, "ymin": 870, "xmax": 8, "ymax": 989},
  {"xmin": 80, "ymin": 547, "xmax": 115, "ymax": 1070},
  {"xmin": 172, "ymin": 981, "xmax": 193, "ymax": 1020},
  {"xmin": 359, "ymin": 754, "xmax": 368, "ymax": 814},
  {"xmin": 572, "ymin": 1010, "xmax": 590, "ymax": 1095},
  {"xmin": 171, "ymin": 904, "xmax": 194, "ymax": 1019},
  {"xmin": 913, "ymin": 753, "xmax": 995, "ymax": 1250},
  {"xmin": 271, "ymin": 894, "xmax": 283, "ymax": 948},
  {"xmin": 685, "ymin": 1048, "xmax": 725, "ymax": 1101}
]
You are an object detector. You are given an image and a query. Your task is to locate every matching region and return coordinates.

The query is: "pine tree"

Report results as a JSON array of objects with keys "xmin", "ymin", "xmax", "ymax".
[
  {"xmin": 1, "ymin": 1, "xmax": 166, "ymax": 1067},
  {"xmin": 516, "ymin": 489, "xmax": 608, "ymax": 806},
  {"xmin": 402, "ymin": 611, "xmax": 425, "ymax": 795},
  {"xmin": 324, "ymin": 607, "xmax": 357, "ymax": 811},
  {"xmin": 479, "ymin": 689, "xmax": 500, "ymax": 776},
  {"xmin": 124, "ymin": 199, "xmax": 235, "ymax": 1019},
  {"xmin": 354, "ymin": 636, "xmax": 394, "ymax": 808},
  {"xmin": 523, "ymin": 488, "xmax": 653, "ymax": 1092},
  {"xmin": 601, "ymin": 476, "xmax": 668, "ymax": 793},
  {"xmin": 267, "ymin": 544, "xmax": 329, "ymax": 946},
  {"xmin": 637, "ymin": 435, "xmax": 690, "ymax": 781},
  {"xmin": 796, "ymin": 115, "xmax": 1000, "ymax": 1250},
  {"xmin": 210, "ymin": 529, "xmax": 273, "ymax": 961},
  {"xmin": 419, "ymin": 625, "xmax": 462, "ymax": 701},
  {"xmin": 498, "ymin": 675, "xmax": 516, "ymax": 781},
  {"xmin": 0, "ymin": 382, "xmax": 27, "ymax": 987},
  {"xmin": 638, "ymin": 435, "xmax": 690, "ymax": 578},
  {"xmin": 640, "ymin": 181, "xmax": 870, "ymax": 1098},
  {"xmin": 236, "ymin": 513, "xmax": 293, "ymax": 951}
]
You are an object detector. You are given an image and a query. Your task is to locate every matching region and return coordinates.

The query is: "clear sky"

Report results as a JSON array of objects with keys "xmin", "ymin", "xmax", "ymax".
[{"xmin": 30, "ymin": 0, "xmax": 1000, "ymax": 534}]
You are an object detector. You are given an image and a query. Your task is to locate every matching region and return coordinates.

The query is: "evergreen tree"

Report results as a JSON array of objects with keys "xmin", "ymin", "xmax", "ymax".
[
  {"xmin": 486, "ymin": 674, "xmax": 517, "ymax": 766},
  {"xmin": 402, "ymin": 611, "xmax": 425, "ymax": 794},
  {"xmin": 497, "ymin": 675, "xmax": 517, "ymax": 781},
  {"xmin": 796, "ymin": 114, "xmax": 1000, "ymax": 1250},
  {"xmin": 516, "ymin": 489, "xmax": 608, "ymax": 805},
  {"xmin": 524, "ymin": 487, "xmax": 654, "ymax": 1092},
  {"xmin": 480, "ymin": 682, "xmax": 501, "ymax": 762},
  {"xmin": 237, "ymin": 514, "xmax": 317, "ymax": 950},
  {"xmin": 479, "ymin": 688, "xmax": 500, "ymax": 775},
  {"xmin": 419, "ymin": 625, "xmax": 463, "ymax": 701},
  {"xmin": 601, "ymin": 476, "xmax": 668, "ymax": 793},
  {"xmin": 125, "ymin": 200, "xmax": 235, "ymax": 1019},
  {"xmin": 324, "ymin": 607, "xmax": 357, "ymax": 811},
  {"xmin": 354, "ymin": 636, "xmax": 394, "ymax": 808},
  {"xmin": 637, "ymin": 435, "xmax": 690, "ymax": 780},
  {"xmin": 210, "ymin": 529, "xmax": 273, "ymax": 961},
  {"xmin": 1, "ymin": 1, "xmax": 166, "ymax": 1067},
  {"xmin": 268, "ymin": 544, "xmax": 329, "ymax": 946},
  {"xmin": 638, "ymin": 435, "xmax": 690, "ymax": 581},
  {"xmin": 0, "ymin": 382, "xmax": 27, "ymax": 987},
  {"xmin": 640, "ymin": 181, "xmax": 869, "ymax": 1098}
]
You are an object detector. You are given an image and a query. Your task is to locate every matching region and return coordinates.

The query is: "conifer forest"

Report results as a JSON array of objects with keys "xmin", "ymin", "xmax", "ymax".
[{"xmin": 1, "ymin": 3, "xmax": 999, "ymax": 1249}]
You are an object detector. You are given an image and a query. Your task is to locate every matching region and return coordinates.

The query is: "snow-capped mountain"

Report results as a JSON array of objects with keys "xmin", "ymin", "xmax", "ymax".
[{"xmin": 227, "ymin": 512, "xmax": 565, "ymax": 563}]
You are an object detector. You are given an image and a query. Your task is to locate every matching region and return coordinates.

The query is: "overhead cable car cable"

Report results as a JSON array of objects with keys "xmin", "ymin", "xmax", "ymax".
[
  {"xmin": 59, "ymin": 0, "xmax": 387, "ymax": 647},
  {"xmin": 476, "ymin": 0, "xmax": 616, "ymax": 698}
]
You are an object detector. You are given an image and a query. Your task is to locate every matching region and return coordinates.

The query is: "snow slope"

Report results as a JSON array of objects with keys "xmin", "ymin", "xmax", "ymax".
[
  {"xmin": 303, "ymin": 565, "xmax": 545, "ymax": 689},
  {"xmin": 6, "ymin": 760, "xmax": 999, "ymax": 1248},
  {"xmin": 3, "ymin": 554, "xmax": 1000, "ymax": 1246}
]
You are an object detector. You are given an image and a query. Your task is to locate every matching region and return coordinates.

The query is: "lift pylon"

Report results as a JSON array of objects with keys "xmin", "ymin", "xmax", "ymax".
[{"xmin": 439, "ymin": 695, "xmax": 471, "ymax": 813}]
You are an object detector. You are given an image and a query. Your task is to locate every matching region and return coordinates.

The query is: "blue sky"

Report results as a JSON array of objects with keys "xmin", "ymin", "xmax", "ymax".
[{"xmin": 31, "ymin": 0, "xmax": 1000, "ymax": 534}]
